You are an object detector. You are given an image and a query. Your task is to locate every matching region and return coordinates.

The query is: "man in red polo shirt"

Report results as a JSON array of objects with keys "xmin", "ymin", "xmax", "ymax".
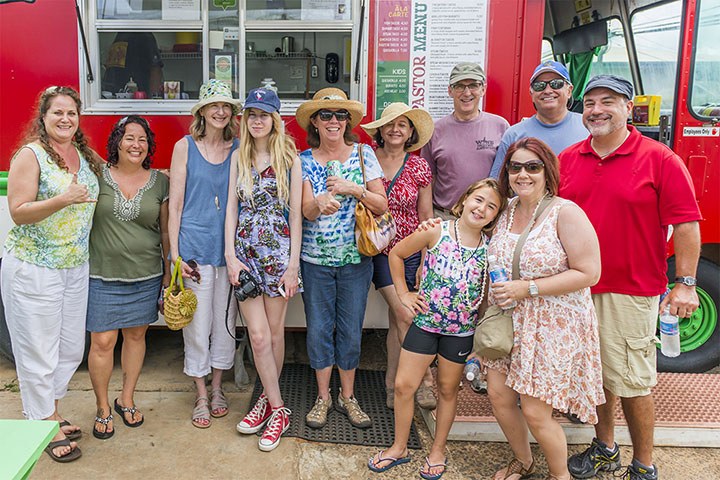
[{"xmin": 559, "ymin": 75, "xmax": 701, "ymax": 480}]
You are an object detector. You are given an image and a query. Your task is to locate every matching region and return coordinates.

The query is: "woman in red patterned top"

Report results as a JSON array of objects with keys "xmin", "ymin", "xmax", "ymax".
[{"xmin": 361, "ymin": 103, "xmax": 435, "ymax": 411}]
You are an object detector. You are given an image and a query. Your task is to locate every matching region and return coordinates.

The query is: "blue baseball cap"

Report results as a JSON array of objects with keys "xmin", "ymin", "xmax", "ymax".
[
  {"xmin": 243, "ymin": 88, "xmax": 281, "ymax": 113},
  {"xmin": 530, "ymin": 60, "xmax": 571, "ymax": 84}
]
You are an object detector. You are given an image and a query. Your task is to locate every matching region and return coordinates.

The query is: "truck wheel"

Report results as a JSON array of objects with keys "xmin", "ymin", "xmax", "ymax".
[{"xmin": 658, "ymin": 257, "xmax": 720, "ymax": 373}]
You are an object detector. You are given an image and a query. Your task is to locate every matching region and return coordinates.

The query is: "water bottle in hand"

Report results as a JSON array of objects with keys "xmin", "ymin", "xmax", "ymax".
[
  {"xmin": 660, "ymin": 306, "xmax": 680, "ymax": 357},
  {"xmin": 464, "ymin": 358, "xmax": 481, "ymax": 381},
  {"xmin": 488, "ymin": 255, "xmax": 517, "ymax": 308}
]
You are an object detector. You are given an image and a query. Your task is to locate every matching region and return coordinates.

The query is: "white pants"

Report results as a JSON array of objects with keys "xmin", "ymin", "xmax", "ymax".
[
  {"xmin": 182, "ymin": 264, "xmax": 236, "ymax": 377},
  {"xmin": 1, "ymin": 252, "xmax": 89, "ymax": 420}
]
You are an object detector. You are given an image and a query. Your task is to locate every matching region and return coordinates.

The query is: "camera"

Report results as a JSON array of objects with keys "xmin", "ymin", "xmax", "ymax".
[{"xmin": 234, "ymin": 270, "xmax": 262, "ymax": 302}]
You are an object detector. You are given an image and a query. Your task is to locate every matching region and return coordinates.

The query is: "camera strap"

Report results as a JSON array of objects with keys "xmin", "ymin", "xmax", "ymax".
[{"xmin": 224, "ymin": 285, "xmax": 246, "ymax": 342}]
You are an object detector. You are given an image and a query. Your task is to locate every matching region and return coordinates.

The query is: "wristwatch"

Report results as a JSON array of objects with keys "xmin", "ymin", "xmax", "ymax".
[
  {"xmin": 675, "ymin": 276, "xmax": 697, "ymax": 287},
  {"xmin": 528, "ymin": 280, "xmax": 539, "ymax": 298}
]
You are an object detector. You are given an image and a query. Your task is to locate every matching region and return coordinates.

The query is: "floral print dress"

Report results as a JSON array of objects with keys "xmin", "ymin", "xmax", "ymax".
[
  {"xmin": 414, "ymin": 221, "xmax": 487, "ymax": 336},
  {"xmin": 485, "ymin": 198, "xmax": 605, "ymax": 424},
  {"xmin": 235, "ymin": 165, "xmax": 301, "ymax": 297}
]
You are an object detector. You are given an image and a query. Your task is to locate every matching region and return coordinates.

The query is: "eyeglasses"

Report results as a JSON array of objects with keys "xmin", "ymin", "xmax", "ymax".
[
  {"xmin": 316, "ymin": 110, "xmax": 350, "ymax": 121},
  {"xmin": 507, "ymin": 160, "xmax": 545, "ymax": 174},
  {"xmin": 451, "ymin": 82, "xmax": 483, "ymax": 93},
  {"xmin": 531, "ymin": 79, "xmax": 567, "ymax": 92}
]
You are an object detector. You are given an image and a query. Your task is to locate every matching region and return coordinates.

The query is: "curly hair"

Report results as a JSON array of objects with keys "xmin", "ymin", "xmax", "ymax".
[
  {"xmin": 106, "ymin": 115, "xmax": 156, "ymax": 169},
  {"xmin": 372, "ymin": 118, "xmax": 419, "ymax": 151},
  {"xmin": 498, "ymin": 137, "xmax": 560, "ymax": 199},
  {"xmin": 20, "ymin": 86, "xmax": 102, "ymax": 176}
]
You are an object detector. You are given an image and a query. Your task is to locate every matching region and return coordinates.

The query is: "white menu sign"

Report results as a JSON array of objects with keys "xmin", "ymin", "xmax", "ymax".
[{"xmin": 162, "ymin": 0, "xmax": 201, "ymax": 21}]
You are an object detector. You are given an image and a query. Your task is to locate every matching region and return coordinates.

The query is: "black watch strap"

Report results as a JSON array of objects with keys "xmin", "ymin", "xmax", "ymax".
[{"xmin": 675, "ymin": 276, "xmax": 697, "ymax": 287}]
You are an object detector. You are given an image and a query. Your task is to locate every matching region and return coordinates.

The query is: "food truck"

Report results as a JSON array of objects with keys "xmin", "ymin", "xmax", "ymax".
[{"xmin": 0, "ymin": 0, "xmax": 718, "ymax": 373}]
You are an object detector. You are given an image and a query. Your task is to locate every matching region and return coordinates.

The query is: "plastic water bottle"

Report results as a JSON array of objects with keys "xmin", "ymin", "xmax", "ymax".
[
  {"xmin": 659, "ymin": 306, "xmax": 680, "ymax": 357},
  {"xmin": 325, "ymin": 160, "xmax": 344, "ymax": 201},
  {"xmin": 464, "ymin": 358, "xmax": 481, "ymax": 381},
  {"xmin": 488, "ymin": 255, "xmax": 517, "ymax": 308}
]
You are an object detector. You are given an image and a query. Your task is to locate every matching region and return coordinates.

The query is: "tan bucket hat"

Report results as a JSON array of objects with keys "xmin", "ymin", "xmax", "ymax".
[
  {"xmin": 295, "ymin": 88, "xmax": 364, "ymax": 130},
  {"xmin": 361, "ymin": 102, "xmax": 434, "ymax": 151}
]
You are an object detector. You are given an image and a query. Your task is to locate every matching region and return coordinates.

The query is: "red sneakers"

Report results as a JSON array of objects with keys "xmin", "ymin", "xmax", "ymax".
[
  {"xmin": 258, "ymin": 406, "xmax": 291, "ymax": 452},
  {"xmin": 236, "ymin": 394, "xmax": 270, "ymax": 434}
]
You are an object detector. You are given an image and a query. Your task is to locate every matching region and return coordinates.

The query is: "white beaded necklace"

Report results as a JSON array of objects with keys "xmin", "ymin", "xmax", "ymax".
[
  {"xmin": 507, "ymin": 193, "xmax": 549, "ymax": 232},
  {"xmin": 453, "ymin": 219, "xmax": 488, "ymax": 308}
]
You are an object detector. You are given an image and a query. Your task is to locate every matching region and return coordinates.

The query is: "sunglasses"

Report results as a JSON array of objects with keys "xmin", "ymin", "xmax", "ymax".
[
  {"xmin": 316, "ymin": 110, "xmax": 350, "ymax": 121},
  {"xmin": 451, "ymin": 82, "xmax": 483, "ymax": 93},
  {"xmin": 507, "ymin": 160, "xmax": 545, "ymax": 174},
  {"xmin": 187, "ymin": 259, "xmax": 201, "ymax": 283},
  {"xmin": 531, "ymin": 78, "xmax": 567, "ymax": 92}
]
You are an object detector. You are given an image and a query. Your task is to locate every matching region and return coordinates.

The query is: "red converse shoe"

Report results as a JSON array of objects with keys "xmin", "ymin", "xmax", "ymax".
[
  {"xmin": 258, "ymin": 406, "xmax": 291, "ymax": 452},
  {"xmin": 236, "ymin": 394, "xmax": 270, "ymax": 434}
]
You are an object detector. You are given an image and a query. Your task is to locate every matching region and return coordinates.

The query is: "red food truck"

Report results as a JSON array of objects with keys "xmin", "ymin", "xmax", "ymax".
[{"xmin": 0, "ymin": 0, "xmax": 718, "ymax": 373}]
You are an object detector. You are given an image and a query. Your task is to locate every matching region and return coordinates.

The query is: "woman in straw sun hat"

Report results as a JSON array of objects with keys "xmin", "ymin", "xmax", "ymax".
[
  {"xmin": 296, "ymin": 88, "xmax": 388, "ymax": 430},
  {"xmin": 361, "ymin": 103, "xmax": 438, "ymax": 412},
  {"xmin": 168, "ymin": 79, "xmax": 241, "ymax": 429}
]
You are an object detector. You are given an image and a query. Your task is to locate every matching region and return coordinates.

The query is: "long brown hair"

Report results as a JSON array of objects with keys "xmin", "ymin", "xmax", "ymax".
[
  {"xmin": 498, "ymin": 137, "xmax": 560, "ymax": 198},
  {"xmin": 19, "ymin": 86, "xmax": 101, "ymax": 175},
  {"xmin": 236, "ymin": 110, "xmax": 297, "ymax": 208}
]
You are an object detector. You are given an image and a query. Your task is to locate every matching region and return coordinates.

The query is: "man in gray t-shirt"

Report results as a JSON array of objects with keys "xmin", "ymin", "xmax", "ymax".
[
  {"xmin": 489, "ymin": 60, "xmax": 588, "ymax": 178},
  {"xmin": 420, "ymin": 62, "xmax": 509, "ymax": 217}
]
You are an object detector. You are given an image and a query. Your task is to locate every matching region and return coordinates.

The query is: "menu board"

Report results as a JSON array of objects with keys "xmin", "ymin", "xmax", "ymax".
[{"xmin": 374, "ymin": 0, "xmax": 488, "ymax": 119}]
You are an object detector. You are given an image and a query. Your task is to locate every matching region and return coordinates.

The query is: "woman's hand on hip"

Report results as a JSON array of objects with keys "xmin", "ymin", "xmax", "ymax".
[
  {"xmin": 399, "ymin": 291, "xmax": 428, "ymax": 315},
  {"xmin": 316, "ymin": 192, "xmax": 341, "ymax": 215}
]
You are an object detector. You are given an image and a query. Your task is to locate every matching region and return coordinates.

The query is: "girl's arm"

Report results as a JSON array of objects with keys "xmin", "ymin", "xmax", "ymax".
[
  {"xmin": 167, "ymin": 138, "xmax": 193, "ymax": 278},
  {"xmin": 8, "ymin": 147, "xmax": 95, "ymax": 225},
  {"xmin": 388, "ymin": 224, "xmax": 440, "ymax": 314},
  {"xmin": 492, "ymin": 203, "xmax": 601, "ymax": 307},
  {"xmin": 224, "ymin": 150, "xmax": 246, "ymax": 286},
  {"xmin": 415, "ymin": 183, "xmax": 434, "ymax": 287},
  {"xmin": 279, "ymin": 155, "xmax": 303, "ymax": 298}
]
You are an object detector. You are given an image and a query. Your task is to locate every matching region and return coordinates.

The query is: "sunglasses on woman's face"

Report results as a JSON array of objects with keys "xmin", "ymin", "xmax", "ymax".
[
  {"xmin": 531, "ymin": 78, "xmax": 567, "ymax": 92},
  {"xmin": 317, "ymin": 110, "xmax": 350, "ymax": 122},
  {"xmin": 507, "ymin": 160, "xmax": 545, "ymax": 174}
]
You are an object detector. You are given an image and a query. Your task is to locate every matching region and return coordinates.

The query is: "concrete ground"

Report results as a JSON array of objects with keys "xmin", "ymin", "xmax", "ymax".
[{"xmin": 1, "ymin": 329, "xmax": 719, "ymax": 480}]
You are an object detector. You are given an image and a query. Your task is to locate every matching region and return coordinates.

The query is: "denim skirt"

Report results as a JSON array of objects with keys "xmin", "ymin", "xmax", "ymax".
[{"xmin": 86, "ymin": 276, "xmax": 162, "ymax": 332}]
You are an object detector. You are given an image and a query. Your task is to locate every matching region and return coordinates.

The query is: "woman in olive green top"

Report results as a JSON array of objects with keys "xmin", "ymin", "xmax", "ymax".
[{"xmin": 86, "ymin": 116, "xmax": 170, "ymax": 439}]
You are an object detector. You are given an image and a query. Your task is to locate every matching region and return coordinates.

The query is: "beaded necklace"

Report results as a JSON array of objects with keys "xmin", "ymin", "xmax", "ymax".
[
  {"xmin": 453, "ymin": 219, "xmax": 488, "ymax": 308},
  {"xmin": 507, "ymin": 193, "xmax": 549, "ymax": 232}
]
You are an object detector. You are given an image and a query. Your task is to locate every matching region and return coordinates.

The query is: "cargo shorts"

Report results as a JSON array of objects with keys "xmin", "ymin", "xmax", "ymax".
[{"xmin": 592, "ymin": 293, "xmax": 660, "ymax": 398}]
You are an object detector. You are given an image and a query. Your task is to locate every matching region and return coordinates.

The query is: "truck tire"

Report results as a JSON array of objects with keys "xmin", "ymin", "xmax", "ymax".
[{"xmin": 658, "ymin": 257, "xmax": 720, "ymax": 373}]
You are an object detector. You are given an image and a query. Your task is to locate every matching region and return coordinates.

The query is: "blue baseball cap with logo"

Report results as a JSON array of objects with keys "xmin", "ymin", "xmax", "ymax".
[
  {"xmin": 243, "ymin": 88, "xmax": 281, "ymax": 113},
  {"xmin": 530, "ymin": 60, "xmax": 571, "ymax": 84}
]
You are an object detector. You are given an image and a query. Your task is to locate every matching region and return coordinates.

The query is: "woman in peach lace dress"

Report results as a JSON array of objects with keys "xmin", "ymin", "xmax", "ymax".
[{"xmin": 485, "ymin": 137, "xmax": 605, "ymax": 480}]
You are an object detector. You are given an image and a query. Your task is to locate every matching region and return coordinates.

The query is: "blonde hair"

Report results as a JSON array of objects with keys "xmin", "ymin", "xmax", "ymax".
[
  {"xmin": 236, "ymin": 111, "xmax": 297, "ymax": 208},
  {"xmin": 450, "ymin": 178, "xmax": 508, "ymax": 234}
]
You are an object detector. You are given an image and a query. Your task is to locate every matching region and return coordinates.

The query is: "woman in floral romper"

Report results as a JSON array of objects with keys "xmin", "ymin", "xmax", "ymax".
[
  {"xmin": 225, "ymin": 88, "xmax": 302, "ymax": 452},
  {"xmin": 486, "ymin": 137, "xmax": 604, "ymax": 480}
]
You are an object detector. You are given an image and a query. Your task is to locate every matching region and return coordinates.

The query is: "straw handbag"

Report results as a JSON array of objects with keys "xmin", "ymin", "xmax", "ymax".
[{"xmin": 163, "ymin": 257, "xmax": 198, "ymax": 331}]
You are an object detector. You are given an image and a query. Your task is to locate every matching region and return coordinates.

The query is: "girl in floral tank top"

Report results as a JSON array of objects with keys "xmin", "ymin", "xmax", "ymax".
[{"xmin": 368, "ymin": 179, "xmax": 507, "ymax": 480}]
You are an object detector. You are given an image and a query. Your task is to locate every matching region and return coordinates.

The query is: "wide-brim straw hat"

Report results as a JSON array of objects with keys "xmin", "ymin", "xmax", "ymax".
[
  {"xmin": 361, "ymin": 102, "xmax": 434, "ymax": 151},
  {"xmin": 295, "ymin": 88, "xmax": 364, "ymax": 130},
  {"xmin": 191, "ymin": 79, "xmax": 242, "ymax": 116}
]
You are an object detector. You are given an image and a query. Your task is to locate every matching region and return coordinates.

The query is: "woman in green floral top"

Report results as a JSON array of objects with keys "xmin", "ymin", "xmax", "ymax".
[{"xmin": 1, "ymin": 86, "xmax": 101, "ymax": 463}]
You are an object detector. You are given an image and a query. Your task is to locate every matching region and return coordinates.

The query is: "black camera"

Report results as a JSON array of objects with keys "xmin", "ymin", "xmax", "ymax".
[{"xmin": 234, "ymin": 270, "xmax": 262, "ymax": 302}]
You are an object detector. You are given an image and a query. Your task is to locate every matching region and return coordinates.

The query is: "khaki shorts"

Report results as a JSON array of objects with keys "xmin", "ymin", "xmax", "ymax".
[
  {"xmin": 433, "ymin": 206, "xmax": 456, "ymax": 221},
  {"xmin": 593, "ymin": 292, "xmax": 659, "ymax": 398}
]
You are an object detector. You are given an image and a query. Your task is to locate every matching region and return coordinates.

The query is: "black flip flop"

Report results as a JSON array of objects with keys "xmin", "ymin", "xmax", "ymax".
[
  {"xmin": 92, "ymin": 413, "xmax": 115, "ymax": 440},
  {"xmin": 114, "ymin": 398, "xmax": 144, "ymax": 428},
  {"xmin": 44, "ymin": 438, "xmax": 82, "ymax": 463},
  {"xmin": 59, "ymin": 420, "xmax": 82, "ymax": 441}
]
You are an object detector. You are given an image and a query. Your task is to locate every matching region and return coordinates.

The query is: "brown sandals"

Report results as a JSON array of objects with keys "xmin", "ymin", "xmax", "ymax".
[{"xmin": 502, "ymin": 457, "xmax": 535, "ymax": 479}]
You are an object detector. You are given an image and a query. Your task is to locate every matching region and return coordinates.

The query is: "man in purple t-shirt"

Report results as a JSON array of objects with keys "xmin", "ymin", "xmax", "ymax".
[{"xmin": 420, "ymin": 62, "xmax": 509, "ymax": 218}]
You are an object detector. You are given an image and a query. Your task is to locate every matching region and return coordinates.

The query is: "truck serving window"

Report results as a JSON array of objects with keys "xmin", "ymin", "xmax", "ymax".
[
  {"xmin": 84, "ymin": 0, "xmax": 365, "ymax": 114},
  {"xmin": 689, "ymin": 0, "xmax": 720, "ymax": 119}
]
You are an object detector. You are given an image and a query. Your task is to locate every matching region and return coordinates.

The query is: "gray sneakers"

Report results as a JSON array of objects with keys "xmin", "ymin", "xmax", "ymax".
[
  {"xmin": 336, "ymin": 388, "xmax": 372, "ymax": 428},
  {"xmin": 305, "ymin": 395, "xmax": 332, "ymax": 429}
]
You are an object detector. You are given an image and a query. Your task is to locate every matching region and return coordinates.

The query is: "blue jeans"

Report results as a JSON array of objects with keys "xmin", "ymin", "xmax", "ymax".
[{"xmin": 301, "ymin": 257, "xmax": 372, "ymax": 370}]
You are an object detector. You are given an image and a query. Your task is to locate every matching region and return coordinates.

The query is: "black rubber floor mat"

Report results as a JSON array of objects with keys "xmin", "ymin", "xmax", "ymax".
[{"xmin": 249, "ymin": 363, "xmax": 422, "ymax": 449}]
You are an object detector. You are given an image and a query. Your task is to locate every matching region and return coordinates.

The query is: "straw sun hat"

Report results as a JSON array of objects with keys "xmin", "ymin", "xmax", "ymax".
[
  {"xmin": 361, "ymin": 102, "xmax": 434, "ymax": 152},
  {"xmin": 295, "ymin": 88, "xmax": 364, "ymax": 130},
  {"xmin": 191, "ymin": 79, "xmax": 242, "ymax": 116}
]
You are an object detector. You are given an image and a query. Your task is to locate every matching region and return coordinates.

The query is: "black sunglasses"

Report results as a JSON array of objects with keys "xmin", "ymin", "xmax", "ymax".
[
  {"xmin": 531, "ymin": 78, "xmax": 567, "ymax": 92},
  {"xmin": 507, "ymin": 160, "xmax": 545, "ymax": 174},
  {"xmin": 316, "ymin": 110, "xmax": 350, "ymax": 122}
]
